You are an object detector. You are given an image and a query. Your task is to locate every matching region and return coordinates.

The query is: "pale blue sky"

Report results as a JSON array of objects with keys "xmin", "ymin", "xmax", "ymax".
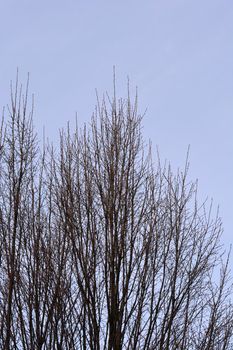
[{"xmin": 0, "ymin": 1, "xmax": 232, "ymax": 268}]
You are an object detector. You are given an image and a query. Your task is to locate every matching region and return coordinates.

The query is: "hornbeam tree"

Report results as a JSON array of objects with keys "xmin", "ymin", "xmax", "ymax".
[{"xmin": 0, "ymin": 78, "xmax": 232, "ymax": 349}]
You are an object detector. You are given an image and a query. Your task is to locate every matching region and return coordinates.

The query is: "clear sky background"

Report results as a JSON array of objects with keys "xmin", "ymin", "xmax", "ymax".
[{"xmin": 0, "ymin": 1, "xmax": 232, "ymax": 269}]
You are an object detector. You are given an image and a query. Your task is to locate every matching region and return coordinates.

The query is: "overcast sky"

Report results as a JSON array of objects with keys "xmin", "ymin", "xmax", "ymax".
[{"xmin": 0, "ymin": 1, "xmax": 232, "ymax": 269}]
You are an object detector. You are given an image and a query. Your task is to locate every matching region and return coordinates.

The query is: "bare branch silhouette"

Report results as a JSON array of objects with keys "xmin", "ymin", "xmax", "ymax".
[{"xmin": 0, "ymin": 78, "xmax": 232, "ymax": 349}]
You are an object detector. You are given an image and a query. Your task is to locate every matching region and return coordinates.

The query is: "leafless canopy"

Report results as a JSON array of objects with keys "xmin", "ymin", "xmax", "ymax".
[{"xmin": 0, "ymin": 79, "xmax": 232, "ymax": 349}]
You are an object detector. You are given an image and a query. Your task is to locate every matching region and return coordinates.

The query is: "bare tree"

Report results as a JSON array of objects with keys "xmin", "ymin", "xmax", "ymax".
[{"xmin": 0, "ymin": 78, "xmax": 232, "ymax": 349}]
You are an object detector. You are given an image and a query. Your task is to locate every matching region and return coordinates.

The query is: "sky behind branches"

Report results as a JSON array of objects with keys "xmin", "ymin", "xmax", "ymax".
[{"xmin": 0, "ymin": 1, "xmax": 232, "ymax": 268}]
